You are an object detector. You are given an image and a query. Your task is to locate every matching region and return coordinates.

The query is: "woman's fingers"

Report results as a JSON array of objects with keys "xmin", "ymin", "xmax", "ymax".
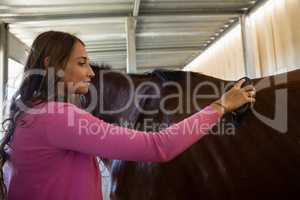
[
  {"xmin": 246, "ymin": 96, "xmax": 256, "ymax": 103},
  {"xmin": 242, "ymin": 85, "xmax": 255, "ymax": 92},
  {"xmin": 243, "ymin": 90, "xmax": 256, "ymax": 98},
  {"xmin": 249, "ymin": 90, "xmax": 256, "ymax": 97},
  {"xmin": 234, "ymin": 79, "xmax": 246, "ymax": 89}
]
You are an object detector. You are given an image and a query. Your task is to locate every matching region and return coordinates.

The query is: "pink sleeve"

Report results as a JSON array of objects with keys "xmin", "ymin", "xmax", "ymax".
[{"xmin": 44, "ymin": 102, "xmax": 220, "ymax": 162}]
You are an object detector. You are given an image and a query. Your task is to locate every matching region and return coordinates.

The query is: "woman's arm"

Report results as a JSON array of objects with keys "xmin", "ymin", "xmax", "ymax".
[
  {"xmin": 43, "ymin": 79, "xmax": 255, "ymax": 162},
  {"xmin": 43, "ymin": 102, "xmax": 221, "ymax": 162}
]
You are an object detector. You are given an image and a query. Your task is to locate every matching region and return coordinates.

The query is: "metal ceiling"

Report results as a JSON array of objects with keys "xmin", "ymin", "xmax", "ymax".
[{"xmin": 0, "ymin": 0, "xmax": 260, "ymax": 73}]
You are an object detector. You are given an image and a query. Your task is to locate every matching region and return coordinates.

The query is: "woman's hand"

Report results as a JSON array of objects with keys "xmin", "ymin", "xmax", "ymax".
[{"xmin": 210, "ymin": 79, "xmax": 256, "ymax": 116}]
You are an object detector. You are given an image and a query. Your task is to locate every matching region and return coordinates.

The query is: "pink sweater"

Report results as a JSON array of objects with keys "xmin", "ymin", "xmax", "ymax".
[{"xmin": 4, "ymin": 101, "xmax": 220, "ymax": 200}]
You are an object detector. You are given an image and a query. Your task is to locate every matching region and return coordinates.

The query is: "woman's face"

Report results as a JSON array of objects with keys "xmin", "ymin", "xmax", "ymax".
[{"xmin": 63, "ymin": 41, "xmax": 95, "ymax": 94}]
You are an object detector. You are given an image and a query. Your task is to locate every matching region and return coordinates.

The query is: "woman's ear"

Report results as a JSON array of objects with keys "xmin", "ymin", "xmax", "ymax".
[{"xmin": 44, "ymin": 56, "xmax": 50, "ymax": 67}]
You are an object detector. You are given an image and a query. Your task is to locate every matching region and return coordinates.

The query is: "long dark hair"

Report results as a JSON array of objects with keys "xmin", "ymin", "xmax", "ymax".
[{"xmin": 0, "ymin": 31, "xmax": 84, "ymax": 199}]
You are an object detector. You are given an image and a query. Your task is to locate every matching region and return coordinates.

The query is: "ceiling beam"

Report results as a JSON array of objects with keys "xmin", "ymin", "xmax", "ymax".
[
  {"xmin": 246, "ymin": 0, "xmax": 269, "ymax": 15},
  {"xmin": 1, "ymin": 13, "xmax": 239, "ymax": 24},
  {"xmin": 133, "ymin": 0, "xmax": 141, "ymax": 17},
  {"xmin": 113, "ymin": 65, "xmax": 183, "ymax": 71},
  {"xmin": 140, "ymin": 10, "xmax": 243, "ymax": 16},
  {"xmin": 0, "ymin": 4, "xmax": 131, "ymax": 15},
  {"xmin": 87, "ymin": 47, "xmax": 202, "ymax": 55},
  {"xmin": 8, "ymin": 17, "xmax": 126, "ymax": 27},
  {"xmin": 137, "ymin": 45, "xmax": 205, "ymax": 50}
]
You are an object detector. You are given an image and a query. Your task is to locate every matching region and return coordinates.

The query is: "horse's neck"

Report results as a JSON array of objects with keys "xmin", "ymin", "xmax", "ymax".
[{"xmin": 98, "ymin": 72, "xmax": 147, "ymax": 124}]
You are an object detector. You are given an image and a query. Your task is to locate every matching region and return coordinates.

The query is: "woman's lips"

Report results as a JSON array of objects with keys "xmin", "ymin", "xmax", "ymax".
[{"xmin": 81, "ymin": 80, "xmax": 91, "ymax": 85}]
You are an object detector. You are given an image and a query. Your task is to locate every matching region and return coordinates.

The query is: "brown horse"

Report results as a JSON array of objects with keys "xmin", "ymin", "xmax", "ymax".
[{"xmin": 84, "ymin": 65, "xmax": 300, "ymax": 200}]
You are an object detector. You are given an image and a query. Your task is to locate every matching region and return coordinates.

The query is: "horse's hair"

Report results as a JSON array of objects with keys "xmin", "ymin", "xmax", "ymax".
[{"xmin": 90, "ymin": 63, "xmax": 112, "ymax": 70}]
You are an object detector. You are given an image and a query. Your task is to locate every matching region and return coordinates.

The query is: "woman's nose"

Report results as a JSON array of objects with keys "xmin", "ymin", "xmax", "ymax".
[{"xmin": 87, "ymin": 64, "xmax": 95, "ymax": 78}]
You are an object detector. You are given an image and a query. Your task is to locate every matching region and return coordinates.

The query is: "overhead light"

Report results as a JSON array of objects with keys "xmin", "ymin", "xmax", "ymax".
[
  {"xmin": 220, "ymin": 28, "xmax": 225, "ymax": 32},
  {"xmin": 242, "ymin": 7, "xmax": 249, "ymax": 11},
  {"xmin": 215, "ymin": 33, "xmax": 220, "ymax": 36},
  {"xmin": 250, "ymin": 0, "xmax": 256, "ymax": 4},
  {"xmin": 210, "ymin": 37, "xmax": 215, "ymax": 40},
  {"xmin": 229, "ymin": 19, "xmax": 235, "ymax": 23},
  {"xmin": 224, "ymin": 24, "xmax": 230, "ymax": 28}
]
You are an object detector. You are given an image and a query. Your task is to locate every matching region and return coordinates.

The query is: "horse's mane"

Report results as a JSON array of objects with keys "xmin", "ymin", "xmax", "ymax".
[
  {"xmin": 90, "ymin": 63, "xmax": 227, "ymax": 83},
  {"xmin": 90, "ymin": 63, "xmax": 112, "ymax": 70}
]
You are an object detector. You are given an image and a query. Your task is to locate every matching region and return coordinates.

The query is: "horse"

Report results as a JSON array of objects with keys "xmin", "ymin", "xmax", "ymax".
[{"xmin": 84, "ymin": 65, "xmax": 300, "ymax": 200}]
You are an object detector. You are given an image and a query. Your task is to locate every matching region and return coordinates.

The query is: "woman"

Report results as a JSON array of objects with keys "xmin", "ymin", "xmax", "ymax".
[{"xmin": 0, "ymin": 31, "xmax": 256, "ymax": 200}]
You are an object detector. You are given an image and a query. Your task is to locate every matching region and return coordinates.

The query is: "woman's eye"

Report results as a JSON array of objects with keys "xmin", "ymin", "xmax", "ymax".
[{"xmin": 79, "ymin": 62, "xmax": 85, "ymax": 66}]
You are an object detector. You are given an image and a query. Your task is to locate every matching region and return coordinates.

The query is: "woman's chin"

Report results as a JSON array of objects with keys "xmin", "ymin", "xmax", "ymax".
[{"xmin": 75, "ymin": 87, "xmax": 89, "ymax": 94}]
